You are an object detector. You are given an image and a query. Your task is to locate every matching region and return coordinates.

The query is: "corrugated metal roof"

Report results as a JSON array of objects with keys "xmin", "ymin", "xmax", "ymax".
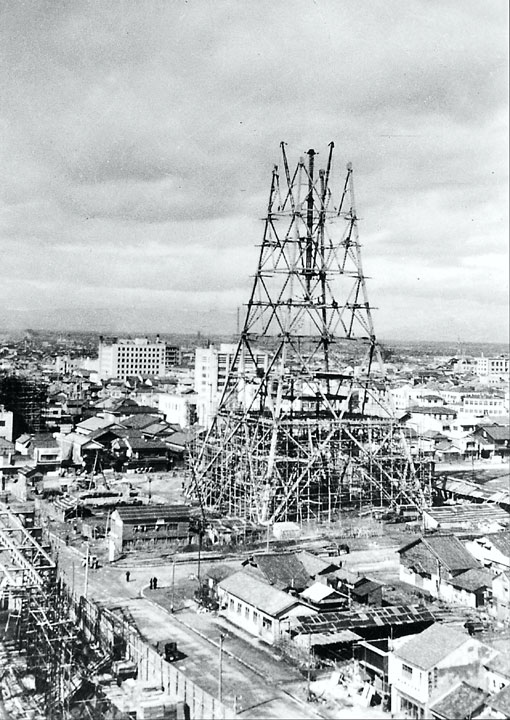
[
  {"xmin": 293, "ymin": 604, "xmax": 436, "ymax": 635},
  {"xmin": 113, "ymin": 504, "xmax": 190, "ymax": 524},
  {"xmin": 424, "ymin": 504, "xmax": 510, "ymax": 526}
]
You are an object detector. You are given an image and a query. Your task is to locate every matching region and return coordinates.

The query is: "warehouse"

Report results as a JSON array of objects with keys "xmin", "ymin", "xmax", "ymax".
[{"xmin": 109, "ymin": 504, "xmax": 191, "ymax": 557}]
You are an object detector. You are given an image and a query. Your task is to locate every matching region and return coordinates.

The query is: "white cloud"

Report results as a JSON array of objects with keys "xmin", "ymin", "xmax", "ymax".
[{"xmin": 0, "ymin": 0, "xmax": 507, "ymax": 341}]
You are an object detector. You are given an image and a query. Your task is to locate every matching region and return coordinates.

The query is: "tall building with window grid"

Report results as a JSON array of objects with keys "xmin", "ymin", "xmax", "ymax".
[{"xmin": 98, "ymin": 336, "xmax": 180, "ymax": 380}]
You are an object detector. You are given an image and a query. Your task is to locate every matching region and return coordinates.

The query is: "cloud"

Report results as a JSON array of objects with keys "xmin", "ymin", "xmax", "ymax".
[{"xmin": 0, "ymin": 0, "xmax": 507, "ymax": 341}]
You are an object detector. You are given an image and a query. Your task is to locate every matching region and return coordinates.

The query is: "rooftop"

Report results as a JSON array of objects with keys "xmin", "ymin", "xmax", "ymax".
[
  {"xmin": 485, "ymin": 652, "xmax": 510, "ymax": 678},
  {"xmin": 424, "ymin": 502, "xmax": 510, "ymax": 525},
  {"xmin": 32, "ymin": 433, "xmax": 59, "ymax": 449},
  {"xmin": 475, "ymin": 425, "xmax": 510, "ymax": 442},
  {"xmin": 478, "ymin": 531, "xmax": 510, "ymax": 558},
  {"xmin": 399, "ymin": 534, "xmax": 481, "ymax": 573},
  {"xmin": 393, "ymin": 623, "xmax": 471, "ymax": 670},
  {"xmin": 218, "ymin": 571, "xmax": 303, "ymax": 617},
  {"xmin": 121, "ymin": 414, "xmax": 162, "ymax": 429},
  {"xmin": 409, "ymin": 405, "xmax": 457, "ymax": 416},
  {"xmin": 293, "ymin": 604, "xmax": 435, "ymax": 636},
  {"xmin": 300, "ymin": 582, "xmax": 341, "ymax": 604},
  {"xmin": 113, "ymin": 504, "xmax": 191, "ymax": 524},
  {"xmin": 295, "ymin": 551, "xmax": 340, "ymax": 577},
  {"xmin": 430, "ymin": 681, "xmax": 488, "ymax": 720},
  {"xmin": 242, "ymin": 553, "xmax": 311, "ymax": 591},
  {"xmin": 448, "ymin": 568, "xmax": 493, "ymax": 592},
  {"xmin": 488, "ymin": 683, "xmax": 510, "ymax": 717}
]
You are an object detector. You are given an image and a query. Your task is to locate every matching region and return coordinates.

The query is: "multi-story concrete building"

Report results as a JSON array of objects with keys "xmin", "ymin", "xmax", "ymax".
[
  {"xmin": 98, "ymin": 337, "xmax": 180, "ymax": 380},
  {"xmin": 158, "ymin": 390, "xmax": 198, "ymax": 428},
  {"xmin": 194, "ymin": 344, "xmax": 268, "ymax": 427},
  {"xmin": 476, "ymin": 355, "xmax": 509, "ymax": 381},
  {"xmin": 462, "ymin": 392, "xmax": 507, "ymax": 417},
  {"xmin": 0, "ymin": 405, "xmax": 14, "ymax": 443}
]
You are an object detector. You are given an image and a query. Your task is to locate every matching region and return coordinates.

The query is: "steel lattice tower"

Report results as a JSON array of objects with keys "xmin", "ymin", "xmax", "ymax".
[{"xmin": 187, "ymin": 143, "xmax": 430, "ymax": 523}]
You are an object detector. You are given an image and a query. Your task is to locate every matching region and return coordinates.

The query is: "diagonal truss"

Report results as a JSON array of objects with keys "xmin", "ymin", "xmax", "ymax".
[{"xmin": 187, "ymin": 143, "xmax": 431, "ymax": 523}]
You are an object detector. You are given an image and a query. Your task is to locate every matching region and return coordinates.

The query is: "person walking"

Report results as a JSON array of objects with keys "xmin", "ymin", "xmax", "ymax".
[
  {"xmin": 153, "ymin": 576, "xmax": 158, "ymax": 590},
  {"xmin": 149, "ymin": 578, "xmax": 153, "ymax": 590},
  {"xmin": 125, "ymin": 570, "xmax": 131, "ymax": 582}
]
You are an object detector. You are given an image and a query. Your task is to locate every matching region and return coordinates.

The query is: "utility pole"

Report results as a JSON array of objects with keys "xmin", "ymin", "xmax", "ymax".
[
  {"xmin": 171, "ymin": 554, "xmax": 176, "ymax": 613},
  {"xmin": 307, "ymin": 632, "xmax": 312, "ymax": 701},
  {"xmin": 84, "ymin": 543, "xmax": 90, "ymax": 599},
  {"xmin": 218, "ymin": 634, "xmax": 225, "ymax": 703}
]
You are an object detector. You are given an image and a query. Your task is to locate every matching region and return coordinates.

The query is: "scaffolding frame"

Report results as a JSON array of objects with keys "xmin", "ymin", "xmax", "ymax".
[
  {"xmin": 0, "ymin": 508, "xmax": 113, "ymax": 719},
  {"xmin": 188, "ymin": 143, "xmax": 431, "ymax": 523}
]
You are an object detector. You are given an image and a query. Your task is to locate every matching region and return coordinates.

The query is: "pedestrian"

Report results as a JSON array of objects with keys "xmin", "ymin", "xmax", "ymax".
[
  {"xmin": 126, "ymin": 570, "xmax": 130, "ymax": 583},
  {"xmin": 149, "ymin": 578, "xmax": 153, "ymax": 590},
  {"xmin": 153, "ymin": 576, "xmax": 158, "ymax": 590}
]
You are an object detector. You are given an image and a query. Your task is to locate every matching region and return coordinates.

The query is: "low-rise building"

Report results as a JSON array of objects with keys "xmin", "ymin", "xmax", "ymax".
[
  {"xmin": 109, "ymin": 504, "xmax": 191, "ymax": 559},
  {"xmin": 490, "ymin": 571, "xmax": 510, "ymax": 623},
  {"xmin": 429, "ymin": 681, "xmax": 488, "ymax": 720},
  {"xmin": 217, "ymin": 570, "xmax": 316, "ymax": 644},
  {"xmin": 355, "ymin": 638, "xmax": 391, "ymax": 705},
  {"xmin": 465, "ymin": 533, "xmax": 510, "ymax": 574},
  {"xmin": 483, "ymin": 654, "xmax": 510, "ymax": 695},
  {"xmin": 31, "ymin": 433, "xmax": 61, "ymax": 473},
  {"xmin": 472, "ymin": 425, "xmax": 510, "ymax": 460},
  {"xmin": 388, "ymin": 623, "xmax": 494, "ymax": 719},
  {"xmin": 158, "ymin": 390, "xmax": 198, "ymax": 429},
  {"xmin": 398, "ymin": 534, "xmax": 490, "ymax": 607},
  {"xmin": 0, "ymin": 405, "xmax": 14, "ymax": 443},
  {"xmin": 481, "ymin": 684, "xmax": 510, "ymax": 719}
]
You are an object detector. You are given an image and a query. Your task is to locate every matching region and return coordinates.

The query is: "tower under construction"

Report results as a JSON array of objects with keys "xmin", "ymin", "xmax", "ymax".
[{"xmin": 187, "ymin": 143, "xmax": 431, "ymax": 524}]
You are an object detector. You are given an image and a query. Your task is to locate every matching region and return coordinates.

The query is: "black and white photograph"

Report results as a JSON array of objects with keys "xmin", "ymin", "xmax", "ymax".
[{"xmin": 0, "ymin": 2, "xmax": 508, "ymax": 718}]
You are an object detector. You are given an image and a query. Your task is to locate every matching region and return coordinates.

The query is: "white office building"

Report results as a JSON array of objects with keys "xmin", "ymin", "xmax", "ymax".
[{"xmin": 98, "ymin": 336, "xmax": 179, "ymax": 380}]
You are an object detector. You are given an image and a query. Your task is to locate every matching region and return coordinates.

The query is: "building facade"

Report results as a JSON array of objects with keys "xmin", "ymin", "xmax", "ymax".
[
  {"xmin": 98, "ymin": 337, "xmax": 180, "ymax": 380},
  {"xmin": 388, "ymin": 623, "xmax": 494, "ymax": 719},
  {"xmin": 194, "ymin": 344, "xmax": 268, "ymax": 427},
  {"xmin": 0, "ymin": 405, "xmax": 14, "ymax": 443}
]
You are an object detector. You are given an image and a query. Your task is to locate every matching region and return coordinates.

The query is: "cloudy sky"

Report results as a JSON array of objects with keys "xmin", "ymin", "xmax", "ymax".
[{"xmin": 0, "ymin": 0, "xmax": 507, "ymax": 342}]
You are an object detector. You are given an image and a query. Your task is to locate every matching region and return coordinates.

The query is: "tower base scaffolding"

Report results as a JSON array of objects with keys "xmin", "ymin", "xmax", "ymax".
[{"xmin": 192, "ymin": 414, "xmax": 432, "ymax": 524}]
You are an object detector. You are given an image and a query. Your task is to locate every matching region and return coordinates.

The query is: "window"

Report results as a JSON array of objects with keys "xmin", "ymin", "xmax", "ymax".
[
  {"xmin": 428, "ymin": 667, "xmax": 438, "ymax": 690},
  {"xmin": 262, "ymin": 617, "xmax": 272, "ymax": 630},
  {"xmin": 402, "ymin": 663, "xmax": 413, "ymax": 677}
]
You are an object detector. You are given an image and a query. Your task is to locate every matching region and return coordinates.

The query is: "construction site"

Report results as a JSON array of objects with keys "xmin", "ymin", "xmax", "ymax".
[
  {"xmin": 187, "ymin": 143, "xmax": 433, "ymax": 525},
  {"xmin": 1, "ymin": 145, "xmax": 505, "ymax": 720},
  {"xmin": 0, "ymin": 503, "xmax": 195, "ymax": 719}
]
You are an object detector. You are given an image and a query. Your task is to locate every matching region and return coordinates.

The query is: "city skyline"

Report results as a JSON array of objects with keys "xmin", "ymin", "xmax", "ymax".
[{"xmin": 0, "ymin": 1, "xmax": 508, "ymax": 342}]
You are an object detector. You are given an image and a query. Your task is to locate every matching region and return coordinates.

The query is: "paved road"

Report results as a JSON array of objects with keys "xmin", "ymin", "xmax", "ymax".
[{"xmin": 55, "ymin": 543, "xmax": 328, "ymax": 719}]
